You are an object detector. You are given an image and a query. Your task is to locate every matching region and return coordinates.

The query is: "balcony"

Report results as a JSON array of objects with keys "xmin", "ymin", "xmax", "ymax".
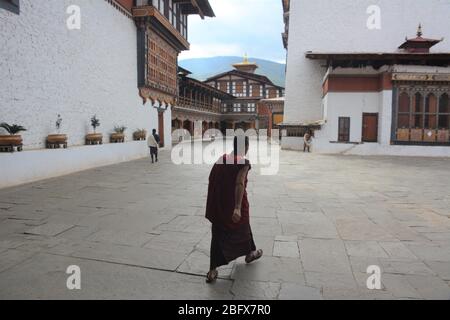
[
  {"xmin": 132, "ymin": 2, "xmax": 190, "ymax": 51},
  {"xmin": 177, "ymin": 97, "xmax": 221, "ymax": 114},
  {"xmin": 222, "ymin": 107, "xmax": 257, "ymax": 114}
]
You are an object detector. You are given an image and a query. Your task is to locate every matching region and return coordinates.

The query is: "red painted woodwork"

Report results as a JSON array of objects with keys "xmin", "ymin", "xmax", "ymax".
[
  {"xmin": 158, "ymin": 112, "xmax": 165, "ymax": 147},
  {"xmin": 323, "ymin": 74, "xmax": 392, "ymax": 94},
  {"xmin": 116, "ymin": 0, "xmax": 133, "ymax": 11}
]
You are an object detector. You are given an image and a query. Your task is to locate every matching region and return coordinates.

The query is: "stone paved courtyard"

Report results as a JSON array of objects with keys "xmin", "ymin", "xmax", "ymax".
[{"xmin": 0, "ymin": 141, "xmax": 450, "ymax": 300}]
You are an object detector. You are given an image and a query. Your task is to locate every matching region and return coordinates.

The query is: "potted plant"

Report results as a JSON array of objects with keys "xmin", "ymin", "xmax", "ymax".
[
  {"xmin": 0, "ymin": 122, "xmax": 26, "ymax": 152},
  {"xmin": 46, "ymin": 114, "xmax": 68, "ymax": 149},
  {"xmin": 85, "ymin": 115, "xmax": 103, "ymax": 145},
  {"xmin": 110, "ymin": 125, "xmax": 127, "ymax": 143},
  {"xmin": 133, "ymin": 129, "xmax": 147, "ymax": 141}
]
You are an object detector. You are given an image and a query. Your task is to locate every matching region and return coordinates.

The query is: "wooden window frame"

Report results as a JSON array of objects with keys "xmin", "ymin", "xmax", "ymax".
[{"xmin": 338, "ymin": 117, "xmax": 351, "ymax": 142}]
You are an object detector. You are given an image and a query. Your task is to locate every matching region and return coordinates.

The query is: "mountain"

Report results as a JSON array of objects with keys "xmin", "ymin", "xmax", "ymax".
[{"xmin": 179, "ymin": 56, "xmax": 286, "ymax": 87}]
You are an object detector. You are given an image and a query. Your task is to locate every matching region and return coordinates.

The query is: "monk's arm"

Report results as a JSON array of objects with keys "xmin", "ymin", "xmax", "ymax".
[{"xmin": 234, "ymin": 166, "xmax": 250, "ymax": 211}]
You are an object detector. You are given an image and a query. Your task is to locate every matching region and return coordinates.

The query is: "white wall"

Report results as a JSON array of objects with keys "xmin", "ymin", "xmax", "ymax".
[
  {"xmin": 0, "ymin": 142, "xmax": 150, "ymax": 189},
  {"xmin": 323, "ymin": 92, "xmax": 381, "ymax": 143},
  {"xmin": 0, "ymin": 0, "xmax": 158, "ymax": 149},
  {"xmin": 285, "ymin": 0, "xmax": 450, "ymax": 124}
]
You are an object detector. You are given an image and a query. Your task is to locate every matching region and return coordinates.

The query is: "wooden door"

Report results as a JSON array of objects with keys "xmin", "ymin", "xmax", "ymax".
[{"xmin": 362, "ymin": 113, "xmax": 378, "ymax": 142}]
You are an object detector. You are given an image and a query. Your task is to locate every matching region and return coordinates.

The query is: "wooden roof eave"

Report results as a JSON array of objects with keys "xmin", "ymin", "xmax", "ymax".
[
  {"xmin": 205, "ymin": 70, "xmax": 285, "ymax": 89},
  {"xmin": 133, "ymin": 6, "xmax": 190, "ymax": 51},
  {"xmin": 305, "ymin": 52, "xmax": 450, "ymax": 68},
  {"xmin": 174, "ymin": 0, "xmax": 215, "ymax": 18}
]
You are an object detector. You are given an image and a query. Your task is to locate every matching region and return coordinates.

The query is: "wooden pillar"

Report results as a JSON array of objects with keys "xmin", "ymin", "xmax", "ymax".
[{"xmin": 158, "ymin": 111, "xmax": 165, "ymax": 148}]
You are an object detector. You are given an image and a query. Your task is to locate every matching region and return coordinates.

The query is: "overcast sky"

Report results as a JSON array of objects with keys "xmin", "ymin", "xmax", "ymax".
[{"xmin": 179, "ymin": 0, "xmax": 286, "ymax": 63}]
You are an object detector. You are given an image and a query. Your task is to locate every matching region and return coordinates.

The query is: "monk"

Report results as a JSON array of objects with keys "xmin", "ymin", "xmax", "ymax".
[{"xmin": 205, "ymin": 135, "xmax": 263, "ymax": 283}]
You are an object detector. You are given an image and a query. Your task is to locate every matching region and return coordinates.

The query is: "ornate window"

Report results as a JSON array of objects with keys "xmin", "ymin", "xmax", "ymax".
[
  {"xmin": 438, "ymin": 93, "xmax": 449, "ymax": 128},
  {"xmin": 251, "ymin": 85, "xmax": 261, "ymax": 98},
  {"xmin": 338, "ymin": 117, "xmax": 350, "ymax": 142},
  {"xmin": 0, "ymin": 0, "xmax": 19, "ymax": 14},
  {"xmin": 394, "ymin": 86, "xmax": 450, "ymax": 143},
  {"xmin": 147, "ymin": 32, "xmax": 178, "ymax": 95}
]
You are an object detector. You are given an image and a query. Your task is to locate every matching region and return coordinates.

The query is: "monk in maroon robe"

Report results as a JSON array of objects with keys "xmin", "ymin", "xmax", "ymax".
[{"xmin": 205, "ymin": 136, "xmax": 263, "ymax": 283}]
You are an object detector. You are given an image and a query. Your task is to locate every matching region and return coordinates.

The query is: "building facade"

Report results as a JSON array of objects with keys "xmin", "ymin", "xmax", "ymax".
[
  {"xmin": 282, "ymin": 0, "xmax": 450, "ymax": 156},
  {"xmin": 172, "ymin": 68, "xmax": 233, "ymax": 141},
  {"xmin": 0, "ymin": 0, "xmax": 213, "ymax": 188},
  {"xmin": 203, "ymin": 58, "xmax": 285, "ymax": 132}
]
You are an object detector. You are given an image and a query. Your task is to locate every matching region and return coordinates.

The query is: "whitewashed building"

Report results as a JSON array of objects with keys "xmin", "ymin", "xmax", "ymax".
[
  {"xmin": 0, "ymin": 0, "xmax": 213, "ymax": 188},
  {"xmin": 282, "ymin": 0, "xmax": 450, "ymax": 156}
]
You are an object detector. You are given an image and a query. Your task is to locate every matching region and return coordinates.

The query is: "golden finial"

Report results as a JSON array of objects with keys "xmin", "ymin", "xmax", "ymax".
[
  {"xmin": 243, "ymin": 53, "xmax": 249, "ymax": 64},
  {"xmin": 417, "ymin": 23, "xmax": 422, "ymax": 37}
]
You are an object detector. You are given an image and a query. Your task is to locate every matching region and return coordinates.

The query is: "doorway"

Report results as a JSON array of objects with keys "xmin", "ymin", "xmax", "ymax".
[{"xmin": 362, "ymin": 113, "xmax": 378, "ymax": 142}]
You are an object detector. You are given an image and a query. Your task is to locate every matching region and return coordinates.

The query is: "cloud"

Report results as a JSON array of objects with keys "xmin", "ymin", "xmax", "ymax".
[
  {"xmin": 180, "ymin": 43, "xmax": 243, "ymax": 60},
  {"xmin": 179, "ymin": 0, "xmax": 285, "ymax": 62}
]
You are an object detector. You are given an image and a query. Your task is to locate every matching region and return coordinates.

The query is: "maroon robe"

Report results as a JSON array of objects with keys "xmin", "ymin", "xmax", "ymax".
[{"xmin": 205, "ymin": 154, "xmax": 256, "ymax": 269}]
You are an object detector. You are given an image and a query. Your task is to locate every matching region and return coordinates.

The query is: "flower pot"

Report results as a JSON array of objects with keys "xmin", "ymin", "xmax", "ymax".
[
  {"xmin": 0, "ymin": 135, "xmax": 22, "ymax": 145},
  {"xmin": 85, "ymin": 133, "xmax": 103, "ymax": 145},
  {"xmin": 133, "ymin": 131, "xmax": 147, "ymax": 141},
  {"xmin": 423, "ymin": 129, "xmax": 436, "ymax": 142},
  {"xmin": 396, "ymin": 129, "xmax": 410, "ymax": 142},
  {"xmin": 437, "ymin": 129, "xmax": 449, "ymax": 143},
  {"xmin": 46, "ymin": 134, "xmax": 68, "ymax": 149},
  {"xmin": 410, "ymin": 129, "xmax": 423, "ymax": 142},
  {"xmin": 0, "ymin": 135, "xmax": 23, "ymax": 152},
  {"xmin": 110, "ymin": 133, "xmax": 125, "ymax": 143}
]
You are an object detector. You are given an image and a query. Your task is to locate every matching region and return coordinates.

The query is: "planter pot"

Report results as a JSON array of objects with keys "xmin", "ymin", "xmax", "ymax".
[
  {"xmin": 396, "ymin": 129, "xmax": 410, "ymax": 142},
  {"xmin": 410, "ymin": 129, "xmax": 423, "ymax": 142},
  {"xmin": 46, "ymin": 134, "xmax": 68, "ymax": 149},
  {"xmin": 110, "ymin": 133, "xmax": 125, "ymax": 143},
  {"xmin": 85, "ymin": 133, "xmax": 103, "ymax": 145},
  {"xmin": 423, "ymin": 129, "xmax": 436, "ymax": 142},
  {"xmin": 133, "ymin": 131, "xmax": 147, "ymax": 141},
  {"xmin": 0, "ymin": 135, "xmax": 23, "ymax": 152},
  {"xmin": 437, "ymin": 129, "xmax": 449, "ymax": 143}
]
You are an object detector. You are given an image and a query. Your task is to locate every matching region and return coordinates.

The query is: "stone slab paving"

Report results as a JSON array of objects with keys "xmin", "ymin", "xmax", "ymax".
[{"xmin": 0, "ymin": 141, "xmax": 450, "ymax": 299}]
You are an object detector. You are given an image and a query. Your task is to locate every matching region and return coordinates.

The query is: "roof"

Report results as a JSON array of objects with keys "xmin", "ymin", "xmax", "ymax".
[
  {"xmin": 179, "ymin": 75, "xmax": 235, "ymax": 99},
  {"xmin": 178, "ymin": 66, "xmax": 192, "ymax": 75},
  {"xmin": 196, "ymin": 0, "xmax": 215, "ymax": 18},
  {"xmin": 175, "ymin": 0, "xmax": 215, "ymax": 18},
  {"xmin": 205, "ymin": 69, "xmax": 285, "ymax": 89},
  {"xmin": 306, "ymin": 26, "xmax": 449, "ymax": 67},
  {"xmin": 398, "ymin": 24, "xmax": 442, "ymax": 52},
  {"xmin": 305, "ymin": 52, "xmax": 450, "ymax": 68}
]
